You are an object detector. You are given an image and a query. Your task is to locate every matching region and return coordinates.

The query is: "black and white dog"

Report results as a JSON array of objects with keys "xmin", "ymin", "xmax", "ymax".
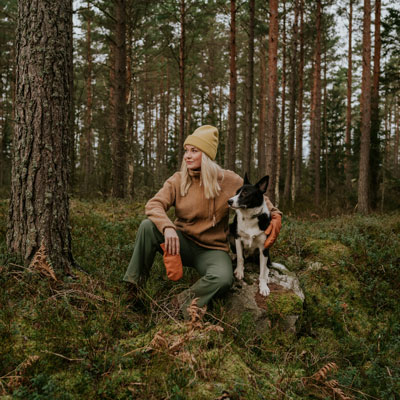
[{"xmin": 228, "ymin": 174, "xmax": 274, "ymax": 296}]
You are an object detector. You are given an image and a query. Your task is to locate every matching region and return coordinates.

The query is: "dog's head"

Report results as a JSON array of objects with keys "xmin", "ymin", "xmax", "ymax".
[{"xmin": 228, "ymin": 174, "xmax": 269, "ymax": 209}]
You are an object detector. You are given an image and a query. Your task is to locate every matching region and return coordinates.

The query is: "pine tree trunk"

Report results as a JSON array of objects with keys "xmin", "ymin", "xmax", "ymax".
[
  {"xmin": 310, "ymin": 0, "xmax": 322, "ymax": 206},
  {"xmin": 0, "ymin": 78, "xmax": 5, "ymax": 186},
  {"xmin": 278, "ymin": 2, "xmax": 287, "ymax": 200},
  {"xmin": 165, "ymin": 64, "xmax": 171, "ymax": 168},
  {"xmin": 111, "ymin": 0, "xmax": 127, "ymax": 198},
  {"xmin": 284, "ymin": 0, "xmax": 299, "ymax": 204},
  {"xmin": 126, "ymin": 21, "xmax": 135, "ymax": 198},
  {"xmin": 226, "ymin": 0, "xmax": 237, "ymax": 171},
  {"xmin": 294, "ymin": 0, "xmax": 304, "ymax": 200},
  {"xmin": 258, "ymin": 35, "xmax": 267, "ymax": 178},
  {"xmin": 7, "ymin": 0, "xmax": 73, "ymax": 273},
  {"xmin": 158, "ymin": 65, "xmax": 167, "ymax": 186},
  {"xmin": 394, "ymin": 101, "xmax": 399, "ymax": 170},
  {"xmin": 345, "ymin": 0, "xmax": 353, "ymax": 188},
  {"xmin": 323, "ymin": 51, "xmax": 328, "ymax": 207},
  {"xmin": 143, "ymin": 66, "xmax": 150, "ymax": 186},
  {"xmin": 243, "ymin": 0, "xmax": 255, "ymax": 176},
  {"xmin": 357, "ymin": 0, "xmax": 372, "ymax": 214},
  {"xmin": 265, "ymin": 0, "xmax": 279, "ymax": 203},
  {"xmin": 369, "ymin": 0, "xmax": 381, "ymax": 209},
  {"xmin": 186, "ymin": 84, "xmax": 192, "ymax": 136},
  {"xmin": 178, "ymin": 0, "xmax": 185, "ymax": 163}
]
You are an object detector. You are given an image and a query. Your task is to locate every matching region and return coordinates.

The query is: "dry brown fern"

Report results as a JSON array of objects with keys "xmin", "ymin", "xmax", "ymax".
[
  {"xmin": 149, "ymin": 330, "xmax": 169, "ymax": 351},
  {"xmin": 0, "ymin": 355, "xmax": 40, "ymax": 392},
  {"xmin": 141, "ymin": 298, "xmax": 224, "ymax": 372},
  {"xmin": 186, "ymin": 298, "xmax": 224, "ymax": 334},
  {"xmin": 303, "ymin": 362, "xmax": 354, "ymax": 400},
  {"xmin": 29, "ymin": 242, "xmax": 57, "ymax": 281},
  {"xmin": 186, "ymin": 297, "xmax": 207, "ymax": 331},
  {"xmin": 311, "ymin": 362, "xmax": 338, "ymax": 381}
]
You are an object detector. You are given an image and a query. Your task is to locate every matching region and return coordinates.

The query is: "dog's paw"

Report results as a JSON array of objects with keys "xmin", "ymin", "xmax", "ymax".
[
  {"xmin": 234, "ymin": 266, "xmax": 244, "ymax": 280},
  {"xmin": 259, "ymin": 281, "xmax": 270, "ymax": 296}
]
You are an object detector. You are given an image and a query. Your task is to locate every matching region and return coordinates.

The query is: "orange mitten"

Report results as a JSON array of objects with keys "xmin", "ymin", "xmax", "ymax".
[
  {"xmin": 160, "ymin": 243, "xmax": 183, "ymax": 281},
  {"xmin": 264, "ymin": 213, "xmax": 282, "ymax": 249}
]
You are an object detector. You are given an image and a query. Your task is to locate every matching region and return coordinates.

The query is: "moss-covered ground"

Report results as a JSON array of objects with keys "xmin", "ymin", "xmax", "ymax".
[{"xmin": 1, "ymin": 199, "xmax": 399, "ymax": 399}]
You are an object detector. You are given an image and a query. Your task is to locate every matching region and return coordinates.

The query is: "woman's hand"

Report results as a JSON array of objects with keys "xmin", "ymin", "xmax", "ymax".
[{"xmin": 164, "ymin": 228, "xmax": 180, "ymax": 255}]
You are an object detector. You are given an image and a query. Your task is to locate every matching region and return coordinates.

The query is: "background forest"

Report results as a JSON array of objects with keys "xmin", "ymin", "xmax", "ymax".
[
  {"xmin": 1, "ymin": 1, "xmax": 400, "ymax": 399},
  {"xmin": 0, "ymin": 0, "xmax": 399, "ymax": 212}
]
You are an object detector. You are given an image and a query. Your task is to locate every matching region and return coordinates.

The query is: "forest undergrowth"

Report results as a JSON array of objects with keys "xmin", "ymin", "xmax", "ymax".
[{"xmin": 0, "ymin": 199, "xmax": 399, "ymax": 399}]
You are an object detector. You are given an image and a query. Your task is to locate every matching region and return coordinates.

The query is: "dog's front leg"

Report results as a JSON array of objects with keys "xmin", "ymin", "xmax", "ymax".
[
  {"xmin": 234, "ymin": 238, "xmax": 245, "ymax": 280},
  {"xmin": 259, "ymin": 248, "xmax": 270, "ymax": 296}
]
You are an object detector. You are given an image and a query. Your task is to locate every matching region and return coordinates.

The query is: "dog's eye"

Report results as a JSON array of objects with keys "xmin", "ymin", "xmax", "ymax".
[{"xmin": 241, "ymin": 190, "xmax": 247, "ymax": 195}]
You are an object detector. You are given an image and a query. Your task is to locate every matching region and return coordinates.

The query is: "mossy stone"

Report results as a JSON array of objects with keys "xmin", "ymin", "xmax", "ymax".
[
  {"xmin": 305, "ymin": 239, "xmax": 351, "ymax": 264},
  {"xmin": 260, "ymin": 289, "xmax": 304, "ymax": 319}
]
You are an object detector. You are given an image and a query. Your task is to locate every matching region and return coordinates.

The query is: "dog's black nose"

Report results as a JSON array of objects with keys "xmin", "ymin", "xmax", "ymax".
[{"xmin": 228, "ymin": 199, "xmax": 233, "ymax": 206}]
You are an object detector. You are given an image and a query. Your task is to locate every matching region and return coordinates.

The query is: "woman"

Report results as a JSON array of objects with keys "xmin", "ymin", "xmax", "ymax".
[{"xmin": 123, "ymin": 125, "xmax": 281, "ymax": 317}]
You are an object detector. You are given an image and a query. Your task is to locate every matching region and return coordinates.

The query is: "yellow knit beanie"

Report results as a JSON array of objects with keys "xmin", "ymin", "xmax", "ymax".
[{"xmin": 183, "ymin": 125, "xmax": 219, "ymax": 160}]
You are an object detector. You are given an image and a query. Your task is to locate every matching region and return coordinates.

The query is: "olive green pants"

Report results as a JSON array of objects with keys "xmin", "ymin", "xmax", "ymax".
[{"xmin": 123, "ymin": 219, "xmax": 233, "ymax": 310}]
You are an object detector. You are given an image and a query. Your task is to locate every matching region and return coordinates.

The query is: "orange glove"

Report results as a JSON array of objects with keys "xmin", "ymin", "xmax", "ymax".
[
  {"xmin": 160, "ymin": 243, "xmax": 183, "ymax": 281},
  {"xmin": 264, "ymin": 213, "xmax": 282, "ymax": 249}
]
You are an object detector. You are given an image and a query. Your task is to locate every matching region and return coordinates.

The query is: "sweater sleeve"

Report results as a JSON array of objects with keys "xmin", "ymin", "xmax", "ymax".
[
  {"xmin": 145, "ymin": 173, "xmax": 179, "ymax": 234},
  {"xmin": 265, "ymin": 196, "xmax": 282, "ymax": 216}
]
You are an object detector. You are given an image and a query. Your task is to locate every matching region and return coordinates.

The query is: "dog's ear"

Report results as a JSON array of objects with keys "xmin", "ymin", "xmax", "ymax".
[
  {"xmin": 255, "ymin": 175, "xmax": 269, "ymax": 193},
  {"xmin": 244, "ymin": 172, "xmax": 250, "ymax": 185}
]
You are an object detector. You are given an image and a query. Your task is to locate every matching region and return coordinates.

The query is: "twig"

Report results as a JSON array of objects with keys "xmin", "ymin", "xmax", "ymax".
[
  {"xmin": 205, "ymin": 311, "xmax": 239, "ymax": 333},
  {"xmin": 343, "ymin": 385, "xmax": 382, "ymax": 400},
  {"xmin": 41, "ymin": 350, "xmax": 83, "ymax": 362}
]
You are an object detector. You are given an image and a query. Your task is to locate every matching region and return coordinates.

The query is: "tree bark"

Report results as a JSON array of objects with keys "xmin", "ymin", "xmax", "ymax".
[
  {"xmin": 277, "ymin": 1, "xmax": 287, "ymax": 202},
  {"xmin": 323, "ymin": 50, "xmax": 328, "ymax": 207},
  {"xmin": 81, "ymin": 2, "xmax": 94, "ymax": 196},
  {"xmin": 243, "ymin": 0, "xmax": 255, "ymax": 176},
  {"xmin": 265, "ymin": 0, "xmax": 279, "ymax": 203},
  {"xmin": 394, "ymin": 100, "xmax": 399, "ymax": 170},
  {"xmin": 357, "ymin": 0, "xmax": 372, "ymax": 214},
  {"xmin": 111, "ymin": 0, "xmax": 127, "ymax": 198},
  {"xmin": 7, "ymin": 0, "xmax": 73, "ymax": 273},
  {"xmin": 309, "ymin": 0, "xmax": 322, "ymax": 206},
  {"xmin": 345, "ymin": 0, "xmax": 353, "ymax": 188},
  {"xmin": 226, "ymin": 0, "xmax": 237, "ymax": 171},
  {"xmin": 258, "ymin": 35, "xmax": 267, "ymax": 177},
  {"xmin": 369, "ymin": 0, "xmax": 381, "ymax": 209},
  {"xmin": 294, "ymin": 0, "xmax": 304, "ymax": 200},
  {"xmin": 126, "ymin": 17, "xmax": 134, "ymax": 198},
  {"xmin": 178, "ymin": 0, "xmax": 186, "ymax": 163},
  {"xmin": 284, "ymin": 0, "xmax": 299, "ymax": 204}
]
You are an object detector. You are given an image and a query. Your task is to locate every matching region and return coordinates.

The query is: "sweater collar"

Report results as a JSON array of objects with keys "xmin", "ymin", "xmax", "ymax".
[{"xmin": 188, "ymin": 169, "xmax": 201, "ymax": 180}]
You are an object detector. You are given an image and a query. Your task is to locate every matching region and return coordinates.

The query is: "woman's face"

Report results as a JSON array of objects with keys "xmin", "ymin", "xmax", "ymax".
[{"xmin": 184, "ymin": 145, "xmax": 202, "ymax": 170}]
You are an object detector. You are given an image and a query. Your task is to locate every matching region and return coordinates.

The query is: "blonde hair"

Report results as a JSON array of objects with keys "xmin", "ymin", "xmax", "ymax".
[{"xmin": 180, "ymin": 153, "xmax": 223, "ymax": 199}]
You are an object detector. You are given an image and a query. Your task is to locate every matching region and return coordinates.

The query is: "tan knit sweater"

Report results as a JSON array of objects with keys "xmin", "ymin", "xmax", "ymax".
[{"xmin": 145, "ymin": 169, "xmax": 281, "ymax": 252}]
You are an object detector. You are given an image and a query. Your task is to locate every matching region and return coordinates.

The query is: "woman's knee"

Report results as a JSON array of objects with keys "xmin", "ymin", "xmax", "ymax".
[
  {"xmin": 208, "ymin": 268, "xmax": 233, "ymax": 290},
  {"xmin": 139, "ymin": 218, "xmax": 154, "ymax": 230},
  {"xmin": 138, "ymin": 219, "xmax": 157, "ymax": 236}
]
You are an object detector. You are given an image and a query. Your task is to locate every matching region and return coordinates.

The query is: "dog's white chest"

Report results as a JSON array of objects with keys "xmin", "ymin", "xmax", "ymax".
[{"xmin": 237, "ymin": 215, "xmax": 266, "ymax": 250}]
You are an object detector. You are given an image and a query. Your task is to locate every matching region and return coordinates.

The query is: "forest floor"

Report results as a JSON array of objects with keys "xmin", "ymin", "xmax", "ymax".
[{"xmin": 0, "ymin": 199, "xmax": 399, "ymax": 399}]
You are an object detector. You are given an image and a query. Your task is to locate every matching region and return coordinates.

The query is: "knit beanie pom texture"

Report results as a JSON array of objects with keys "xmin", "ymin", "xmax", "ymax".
[{"xmin": 183, "ymin": 125, "xmax": 219, "ymax": 160}]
